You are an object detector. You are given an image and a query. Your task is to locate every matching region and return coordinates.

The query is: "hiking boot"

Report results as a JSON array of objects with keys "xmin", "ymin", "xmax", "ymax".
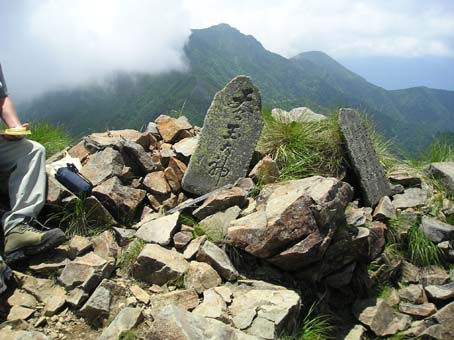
[
  {"xmin": 0, "ymin": 260, "xmax": 13, "ymax": 294},
  {"xmin": 4, "ymin": 222, "xmax": 67, "ymax": 264}
]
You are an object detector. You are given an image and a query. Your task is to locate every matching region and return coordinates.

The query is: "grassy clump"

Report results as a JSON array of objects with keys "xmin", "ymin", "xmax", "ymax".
[
  {"xmin": 419, "ymin": 138, "xmax": 454, "ymax": 164},
  {"xmin": 406, "ymin": 225, "xmax": 443, "ymax": 267},
  {"xmin": 28, "ymin": 122, "xmax": 72, "ymax": 158},
  {"xmin": 119, "ymin": 330, "xmax": 138, "ymax": 340},
  {"xmin": 257, "ymin": 112, "xmax": 345, "ymax": 180},
  {"xmin": 117, "ymin": 239, "xmax": 145, "ymax": 276},
  {"xmin": 280, "ymin": 303, "xmax": 332, "ymax": 340},
  {"xmin": 365, "ymin": 117, "xmax": 398, "ymax": 172}
]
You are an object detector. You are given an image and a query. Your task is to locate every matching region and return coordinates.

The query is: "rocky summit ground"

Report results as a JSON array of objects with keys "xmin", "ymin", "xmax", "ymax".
[{"xmin": 1, "ymin": 107, "xmax": 454, "ymax": 340}]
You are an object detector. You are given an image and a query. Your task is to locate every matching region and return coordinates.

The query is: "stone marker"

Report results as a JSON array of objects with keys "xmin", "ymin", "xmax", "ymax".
[
  {"xmin": 182, "ymin": 76, "xmax": 263, "ymax": 195},
  {"xmin": 338, "ymin": 108, "xmax": 391, "ymax": 206}
]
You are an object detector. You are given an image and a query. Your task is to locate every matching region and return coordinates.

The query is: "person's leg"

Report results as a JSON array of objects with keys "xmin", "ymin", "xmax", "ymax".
[
  {"xmin": 0, "ymin": 138, "xmax": 46, "ymax": 232},
  {"xmin": 0, "ymin": 138, "xmax": 66, "ymax": 263}
]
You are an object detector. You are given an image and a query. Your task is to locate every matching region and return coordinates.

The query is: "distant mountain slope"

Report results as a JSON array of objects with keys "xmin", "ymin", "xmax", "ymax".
[{"xmin": 23, "ymin": 23, "xmax": 454, "ymax": 154}]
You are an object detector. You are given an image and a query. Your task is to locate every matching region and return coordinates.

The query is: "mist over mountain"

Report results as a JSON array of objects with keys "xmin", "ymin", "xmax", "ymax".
[{"xmin": 22, "ymin": 24, "xmax": 454, "ymax": 155}]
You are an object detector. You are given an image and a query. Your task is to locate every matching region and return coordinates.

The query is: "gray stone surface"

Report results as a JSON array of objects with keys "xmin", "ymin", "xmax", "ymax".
[
  {"xmin": 425, "ymin": 282, "xmax": 454, "ymax": 300},
  {"xmin": 420, "ymin": 217, "xmax": 454, "ymax": 243},
  {"xmin": 427, "ymin": 162, "xmax": 454, "ymax": 193},
  {"xmin": 98, "ymin": 307, "xmax": 143, "ymax": 340},
  {"xmin": 196, "ymin": 240, "xmax": 239, "ymax": 281},
  {"xmin": 135, "ymin": 211, "xmax": 180, "ymax": 245},
  {"xmin": 182, "ymin": 76, "xmax": 263, "ymax": 195},
  {"xmin": 338, "ymin": 108, "xmax": 391, "ymax": 206},
  {"xmin": 392, "ymin": 188, "xmax": 428, "ymax": 209}
]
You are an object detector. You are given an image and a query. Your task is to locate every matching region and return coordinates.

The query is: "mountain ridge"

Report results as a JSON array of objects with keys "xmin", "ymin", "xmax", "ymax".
[{"xmin": 23, "ymin": 23, "xmax": 454, "ymax": 154}]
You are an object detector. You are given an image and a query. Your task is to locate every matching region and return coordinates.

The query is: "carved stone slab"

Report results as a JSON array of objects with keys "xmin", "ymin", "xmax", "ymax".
[
  {"xmin": 182, "ymin": 76, "xmax": 263, "ymax": 195},
  {"xmin": 339, "ymin": 108, "xmax": 391, "ymax": 206}
]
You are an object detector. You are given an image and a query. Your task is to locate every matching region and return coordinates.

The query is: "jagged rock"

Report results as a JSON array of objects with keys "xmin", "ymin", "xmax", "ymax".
[
  {"xmin": 401, "ymin": 261, "xmax": 420, "ymax": 283},
  {"xmin": 271, "ymin": 107, "xmax": 326, "ymax": 123},
  {"xmin": 182, "ymin": 76, "xmax": 263, "ymax": 195},
  {"xmin": 145, "ymin": 122, "xmax": 160, "ymax": 136},
  {"xmin": 121, "ymin": 140, "xmax": 159, "ymax": 174},
  {"xmin": 392, "ymin": 188, "xmax": 428, "ymax": 209},
  {"xmin": 7, "ymin": 290, "xmax": 38, "ymax": 308},
  {"xmin": 164, "ymin": 167, "xmax": 181, "ymax": 192},
  {"xmin": 420, "ymin": 217, "xmax": 454, "ymax": 243},
  {"xmin": 112, "ymin": 227, "xmax": 136, "ymax": 246},
  {"xmin": 143, "ymin": 171, "xmax": 171, "ymax": 196},
  {"xmin": 399, "ymin": 284, "xmax": 426, "ymax": 304},
  {"xmin": 427, "ymin": 162, "xmax": 454, "ymax": 193},
  {"xmin": 338, "ymin": 108, "xmax": 391, "ymax": 206},
  {"xmin": 193, "ymin": 288, "xmax": 228, "ymax": 320},
  {"xmin": 215, "ymin": 286, "xmax": 233, "ymax": 304},
  {"xmin": 98, "ymin": 307, "xmax": 143, "ymax": 340},
  {"xmin": 353, "ymin": 298, "xmax": 411, "ymax": 336},
  {"xmin": 162, "ymin": 192, "xmax": 179, "ymax": 210},
  {"xmin": 240, "ymin": 198, "xmax": 257, "ymax": 217},
  {"xmin": 68, "ymin": 235, "xmax": 92, "ymax": 258},
  {"xmin": 79, "ymin": 285, "xmax": 111, "ymax": 320},
  {"xmin": 130, "ymin": 284, "xmax": 150, "ymax": 304},
  {"xmin": 184, "ymin": 261, "xmax": 222, "ymax": 294},
  {"xmin": 420, "ymin": 266, "xmax": 450, "ymax": 286},
  {"xmin": 344, "ymin": 325, "xmax": 367, "ymax": 340},
  {"xmin": 135, "ymin": 211, "xmax": 180, "ymax": 245},
  {"xmin": 184, "ymin": 236, "xmax": 207, "ymax": 260},
  {"xmin": 173, "ymin": 136, "xmax": 199, "ymax": 159},
  {"xmin": 346, "ymin": 205, "xmax": 373, "ymax": 227},
  {"xmin": 249, "ymin": 155, "xmax": 279, "ymax": 184},
  {"xmin": 68, "ymin": 140, "xmax": 91, "ymax": 161},
  {"xmin": 92, "ymin": 231, "xmax": 120, "ymax": 260},
  {"xmin": 156, "ymin": 115, "xmax": 192, "ymax": 143},
  {"xmin": 149, "ymin": 305, "xmax": 259, "ymax": 340},
  {"xmin": 93, "ymin": 176, "xmax": 146, "ymax": 221},
  {"xmin": 229, "ymin": 281, "xmax": 301, "ymax": 338},
  {"xmin": 14, "ymin": 273, "xmax": 66, "ymax": 317},
  {"xmin": 58, "ymin": 252, "xmax": 114, "ymax": 292},
  {"xmin": 383, "ymin": 288, "xmax": 401, "ymax": 306},
  {"xmin": 0, "ymin": 325, "xmax": 50, "ymax": 340},
  {"xmin": 421, "ymin": 301, "xmax": 454, "ymax": 340},
  {"xmin": 174, "ymin": 231, "xmax": 193, "ymax": 249},
  {"xmin": 150, "ymin": 289, "xmax": 200, "ymax": 313},
  {"xmin": 199, "ymin": 206, "xmax": 241, "ymax": 241},
  {"xmin": 82, "ymin": 196, "xmax": 118, "ymax": 227},
  {"xmin": 7, "ymin": 306, "xmax": 35, "ymax": 321},
  {"xmin": 425, "ymin": 282, "xmax": 454, "ymax": 300},
  {"xmin": 399, "ymin": 302, "xmax": 437, "ymax": 317},
  {"xmin": 133, "ymin": 244, "xmax": 189, "ymax": 285},
  {"xmin": 81, "ymin": 147, "xmax": 124, "ymax": 186},
  {"xmin": 373, "ymin": 196, "xmax": 396, "ymax": 220},
  {"xmin": 193, "ymin": 187, "xmax": 248, "ymax": 220},
  {"xmin": 235, "ymin": 177, "xmax": 255, "ymax": 192},
  {"xmin": 227, "ymin": 176, "xmax": 353, "ymax": 271},
  {"xmin": 196, "ymin": 240, "xmax": 239, "ymax": 281},
  {"xmin": 388, "ymin": 168, "xmax": 422, "ymax": 187}
]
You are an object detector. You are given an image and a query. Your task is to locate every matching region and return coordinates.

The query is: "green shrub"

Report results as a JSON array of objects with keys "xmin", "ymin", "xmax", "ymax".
[
  {"xmin": 28, "ymin": 122, "xmax": 72, "ymax": 158},
  {"xmin": 257, "ymin": 112, "xmax": 345, "ymax": 180}
]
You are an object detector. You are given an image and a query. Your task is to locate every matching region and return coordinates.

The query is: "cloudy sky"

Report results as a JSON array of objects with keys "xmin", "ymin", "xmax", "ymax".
[{"xmin": 1, "ymin": 0, "xmax": 453, "ymax": 99}]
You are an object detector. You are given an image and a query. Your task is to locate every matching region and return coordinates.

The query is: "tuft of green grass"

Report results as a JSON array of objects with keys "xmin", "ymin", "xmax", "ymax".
[
  {"xmin": 280, "ymin": 303, "xmax": 332, "ymax": 340},
  {"xmin": 119, "ymin": 330, "xmax": 138, "ymax": 340},
  {"xmin": 406, "ymin": 225, "xmax": 442, "ymax": 267},
  {"xmin": 45, "ymin": 197, "xmax": 112, "ymax": 237},
  {"xmin": 28, "ymin": 121, "xmax": 73, "ymax": 158},
  {"xmin": 169, "ymin": 275, "xmax": 185, "ymax": 289},
  {"xmin": 419, "ymin": 138, "xmax": 454, "ymax": 164},
  {"xmin": 117, "ymin": 238, "xmax": 145, "ymax": 276},
  {"xmin": 257, "ymin": 112, "xmax": 345, "ymax": 180}
]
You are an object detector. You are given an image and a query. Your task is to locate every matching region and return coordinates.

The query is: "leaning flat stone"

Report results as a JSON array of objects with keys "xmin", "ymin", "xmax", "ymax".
[
  {"xmin": 150, "ymin": 289, "xmax": 200, "ymax": 314},
  {"xmin": 344, "ymin": 324, "xmax": 367, "ymax": 340},
  {"xmin": 7, "ymin": 290, "xmax": 38, "ymax": 308},
  {"xmin": 92, "ymin": 231, "xmax": 120, "ymax": 260},
  {"xmin": 196, "ymin": 240, "xmax": 239, "ymax": 281},
  {"xmin": 248, "ymin": 155, "xmax": 279, "ymax": 184},
  {"xmin": 271, "ymin": 107, "xmax": 326, "ymax": 123},
  {"xmin": 420, "ymin": 217, "xmax": 454, "ymax": 243},
  {"xmin": 399, "ymin": 302, "xmax": 436, "ymax": 317},
  {"xmin": 338, "ymin": 108, "xmax": 390, "ymax": 206},
  {"xmin": 68, "ymin": 235, "xmax": 92, "ymax": 258},
  {"xmin": 135, "ymin": 212, "xmax": 180, "ymax": 245},
  {"xmin": 148, "ymin": 305, "xmax": 259, "ymax": 340},
  {"xmin": 133, "ymin": 244, "xmax": 189, "ymax": 285},
  {"xmin": 7, "ymin": 305, "xmax": 35, "ymax": 321},
  {"xmin": 427, "ymin": 162, "xmax": 454, "ymax": 193},
  {"xmin": 130, "ymin": 284, "xmax": 150, "ymax": 304},
  {"xmin": 46, "ymin": 176, "xmax": 71, "ymax": 205},
  {"xmin": 184, "ymin": 236, "xmax": 207, "ymax": 260},
  {"xmin": 174, "ymin": 231, "xmax": 193, "ymax": 249},
  {"xmin": 93, "ymin": 176, "xmax": 146, "ymax": 221},
  {"xmin": 184, "ymin": 261, "xmax": 222, "ymax": 294},
  {"xmin": 156, "ymin": 115, "xmax": 192, "ymax": 143},
  {"xmin": 388, "ymin": 168, "xmax": 422, "ymax": 187},
  {"xmin": 425, "ymin": 282, "xmax": 454, "ymax": 300},
  {"xmin": 353, "ymin": 298, "xmax": 411, "ymax": 336},
  {"xmin": 173, "ymin": 136, "xmax": 199, "ymax": 159},
  {"xmin": 98, "ymin": 307, "xmax": 143, "ymax": 340},
  {"xmin": 81, "ymin": 147, "xmax": 124, "ymax": 186},
  {"xmin": 420, "ymin": 266, "xmax": 450, "ymax": 286},
  {"xmin": 392, "ymin": 188, "xmax": 428, "ymax": 209},
  {"xmin": 121, "ymin": 140, "xmax": 159, "ymax": 174},
  {"xmin": 193, "ymin": 187, "xmax": 248, "ymax": 220},
  {"xmin": 193, "ymin": 288, "xmax": 228, "ymax": 320},
  {"xmin": 373, "ymin": 196, "xmax": 396, "ymax": 220},
  {"xmin": 28, "ymin": 248, "xmax": 70, "ymax": 274},
  {"xmin": 182, "ymin": 76, "xmax": 263, "ymax": 195},
  {"xmin": 86, "ymin": 129, "xmax": 145, "ymax": 148},
  {"xmin": 165, "ymin": 167, "xmax": 182, "ymax": 192}
]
